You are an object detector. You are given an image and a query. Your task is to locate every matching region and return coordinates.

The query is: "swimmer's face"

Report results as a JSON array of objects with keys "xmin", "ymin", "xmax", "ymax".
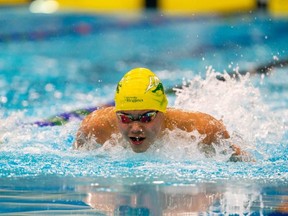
[{"xmin": 116, "ymin": 110, "xmax": 164, "ymax": 153}]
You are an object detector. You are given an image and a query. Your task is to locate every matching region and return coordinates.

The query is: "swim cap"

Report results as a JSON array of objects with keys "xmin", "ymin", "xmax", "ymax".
[{"xmin": 114, "ymin": 68, "xmax": 168, "ymax": 113}]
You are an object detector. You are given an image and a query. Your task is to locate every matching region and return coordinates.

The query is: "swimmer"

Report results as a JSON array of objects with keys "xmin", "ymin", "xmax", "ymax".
[{"xmin": 74, "ymin": 68, "xmax": 252, "ymax": 161}]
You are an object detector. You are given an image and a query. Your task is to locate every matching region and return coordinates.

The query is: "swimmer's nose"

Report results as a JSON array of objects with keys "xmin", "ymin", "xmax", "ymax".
[{"xmin": 130, "ymin": 122, "xmax": 143, "ymax": 133}]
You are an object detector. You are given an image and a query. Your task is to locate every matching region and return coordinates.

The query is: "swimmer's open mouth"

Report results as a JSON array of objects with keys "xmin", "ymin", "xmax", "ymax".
[{"xmin": 129, "ymin": 137, "xmax": 145, "ymax": 144}]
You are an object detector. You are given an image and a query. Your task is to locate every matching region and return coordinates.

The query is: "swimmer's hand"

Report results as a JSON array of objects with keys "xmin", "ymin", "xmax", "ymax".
[
  {"xmin": 228, "ymin": 144, "xmax": 255, "ymax": 162},
  {"xmin": 198, "ymin": 142, "xmax": 254, "ymax": 162}
]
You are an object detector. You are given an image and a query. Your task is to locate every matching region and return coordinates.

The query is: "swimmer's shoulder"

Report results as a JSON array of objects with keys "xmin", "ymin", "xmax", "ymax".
[
  {"xmin": 165, "ymin": 108, "xmax": 205, "ymax": 121},
  {"xmin": 166, "ymin": 107, "xmax": 222, "ymax": 123},
  {"xmin": 85, "ymin": 106, "xmax": 115, "ymax": 120},
  {"xmin": 81, "ymin": 106, "xmax": 117, "ymax": 133},
  {"xmin": 75, "ymin": 106, "xmax": 118, "ymax": 146},
  {"xmin": 164, "ymin": 108, "xmax": 200, "ymax": 130},
  {"xmin": 165, "ymin": 108, "xmax": 229, "ymax": 138}
]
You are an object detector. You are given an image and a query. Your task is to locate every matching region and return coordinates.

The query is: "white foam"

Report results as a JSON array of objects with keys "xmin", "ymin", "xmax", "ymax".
[
  {"xmin": 1, "ymin": 67, "xmax": 287, "ymax": 179},
  {"xmin": 172, "ymin": 67, "xmax": 285, "ymax": 158}
]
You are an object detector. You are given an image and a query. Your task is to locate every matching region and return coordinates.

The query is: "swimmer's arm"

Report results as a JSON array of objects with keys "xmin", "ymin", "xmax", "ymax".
[
  {"xmin": 166, "ymin": 110, "xmax": 229, "ymax": 144},
  {"xmin": 73, "ymin": 129, "xmax": 87, "ymax": 149},
  {"xmin": 73, "ymin": 115, "xmax": 106, "ymax": 149},
  {"xmin": 73, "ymin": 107, "xmax": 117, "ymax": 149},
  {"xmin": 167, "ymin": 110, "xmax": 253, "ymax": 161},
  {"xmin": 209, "ymin": 122, "xmax": 254, "ymax": 162},
  {"xmin": 228, "ymin": 144, "xmax": 255, "ymax": 162},
  {"xmin": 204, "ymin": 117, "xmax": 254, "ymax": 162}
]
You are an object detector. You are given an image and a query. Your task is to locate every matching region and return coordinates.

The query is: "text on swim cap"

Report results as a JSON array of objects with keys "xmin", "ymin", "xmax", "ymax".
[{"xmin": 125, "ymin": 97, "xmax": 144, "ymax": 103}]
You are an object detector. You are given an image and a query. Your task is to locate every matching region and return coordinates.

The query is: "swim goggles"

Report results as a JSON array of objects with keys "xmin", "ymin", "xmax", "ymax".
[{"xmin": 116, "ymin": 111, "xmax": 158, "ymax": 124}]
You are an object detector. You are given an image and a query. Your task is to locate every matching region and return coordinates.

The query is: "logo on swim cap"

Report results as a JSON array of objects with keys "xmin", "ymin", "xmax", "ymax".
[
  {"xmin": 146, "ymin": 76, "xmax": 165, "ymax": 95},
  {"xmin": 114, "ymin": 68, "xmax": 168, "ymax": 113}
]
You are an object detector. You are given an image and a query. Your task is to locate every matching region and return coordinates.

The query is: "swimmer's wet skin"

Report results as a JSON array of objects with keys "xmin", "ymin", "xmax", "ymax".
[{"xmin": 74, "ymin": 68, "xmax": 254, "ymax": 162}]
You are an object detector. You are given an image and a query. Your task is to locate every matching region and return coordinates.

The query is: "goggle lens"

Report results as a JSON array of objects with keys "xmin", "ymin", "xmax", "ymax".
[
  {"xmin": 117, "ymin": 111, "xmax": 158, "ymax": 124},
  {"xmin": 119, "ymin": 115, "xmax": 132, "ymax": 124}
]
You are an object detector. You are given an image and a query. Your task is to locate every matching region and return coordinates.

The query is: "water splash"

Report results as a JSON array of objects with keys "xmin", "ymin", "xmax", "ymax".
[
  {"xmin": 0, "ymin": 68, "xmax": 287, "ymax": 182},
  {"xmin": 173, "ymin": 67, "xmax": 285, "ymax": 159}
]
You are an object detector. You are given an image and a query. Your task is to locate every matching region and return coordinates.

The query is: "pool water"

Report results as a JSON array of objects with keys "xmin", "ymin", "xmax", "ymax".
[{"xmin": 0, "ymin": 7, "xmax": 288, "ymax": 215}]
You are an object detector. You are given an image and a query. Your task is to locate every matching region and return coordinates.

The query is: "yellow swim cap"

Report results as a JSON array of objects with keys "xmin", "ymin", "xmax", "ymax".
[{"xmin": 114, "ymin": 68, "xmax": 168, "ymax": 113}]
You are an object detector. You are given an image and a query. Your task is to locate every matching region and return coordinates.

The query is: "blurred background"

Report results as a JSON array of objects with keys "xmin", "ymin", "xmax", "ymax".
[
  {"xmin": 0, "ymin": 0, "xmax": 287, "ymax": 117},
  {"xmin": 0, "ymin": 0, "xmax": 287, "ymax": 15}
]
